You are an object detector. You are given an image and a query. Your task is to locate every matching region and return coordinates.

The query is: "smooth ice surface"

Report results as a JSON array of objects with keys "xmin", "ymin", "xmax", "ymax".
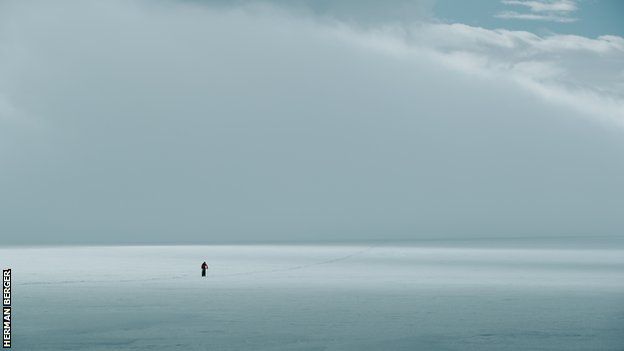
[{"xmin": 2, "ymin": 241, "xmax": 624, "ymax": 350}]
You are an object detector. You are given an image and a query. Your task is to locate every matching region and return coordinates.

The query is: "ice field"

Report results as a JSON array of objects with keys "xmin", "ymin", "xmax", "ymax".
[{"xmin": 2, "ymin": 240, "xmax": 624, "ymax": 350}]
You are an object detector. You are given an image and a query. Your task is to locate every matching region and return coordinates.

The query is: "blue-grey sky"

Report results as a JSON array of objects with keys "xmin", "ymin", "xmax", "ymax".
[
  {"xmin": 0, "ymin": 0, "xmax": 623, "ymax": 244},
  {"xmin": 435, "ymin": 0, "xmax": 624, "ymax": 37}
]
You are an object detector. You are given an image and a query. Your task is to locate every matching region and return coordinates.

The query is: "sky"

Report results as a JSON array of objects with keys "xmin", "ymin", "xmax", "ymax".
[
  {"xmin": 0, "ymin": 0, "xmax": 623, "ymax": 245},
  {"xmin": 435, "ymin": 0, "xmax": 624, "ymax": 37}
]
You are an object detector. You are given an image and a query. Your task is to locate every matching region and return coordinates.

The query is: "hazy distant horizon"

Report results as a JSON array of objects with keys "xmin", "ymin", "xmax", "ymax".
[{"xmin": 4, "ymin": 234, "xmax": 624, "ymax": 250}]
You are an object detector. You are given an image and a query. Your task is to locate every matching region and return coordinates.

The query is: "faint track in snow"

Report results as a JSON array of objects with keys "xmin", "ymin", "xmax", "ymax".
[
  {"xmin": 18, "ymin": 275, "xmax": 190, "ymax": 286},
  {"xmin": 219, "ymin": 241, "xmax": 387, "ymax": 277}
]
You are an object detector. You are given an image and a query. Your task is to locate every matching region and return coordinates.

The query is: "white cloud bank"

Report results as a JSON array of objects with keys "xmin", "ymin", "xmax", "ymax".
[
  {"xmin": 400, "ymin": 23, "xmax": 624, "ymax": 124},
  {"xmin": 0, "ymin": 0, "xmax": 623, "ymax": 243}
]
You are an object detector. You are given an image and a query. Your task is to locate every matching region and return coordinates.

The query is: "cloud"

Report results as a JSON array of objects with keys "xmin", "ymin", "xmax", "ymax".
[
  {"xmin": 0, "ymin": 0, "xmax": 623, "ymax": 244},
  {"xmin": 494, "ymin": 11, "xmax": 577, "ymax": 22},
  {"xmin": 496, "ymin": 0, "xmax": 578, "ymax": 22},
  {"xmin": 186, "ymin": 0, "xmax": 436, "ymax": 25},
  {"xmin": 501, "ymin": 0, "xmax": 577, "ymax": 13},
  {"xmin": 398, "ymin": 23, "xmax": 624, "ymax": 123}
]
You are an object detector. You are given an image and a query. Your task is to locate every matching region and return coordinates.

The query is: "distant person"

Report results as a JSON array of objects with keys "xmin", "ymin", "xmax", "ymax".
[{"xmin": 201, "ymin": 261, "xmax": 208, "ymax": 277}]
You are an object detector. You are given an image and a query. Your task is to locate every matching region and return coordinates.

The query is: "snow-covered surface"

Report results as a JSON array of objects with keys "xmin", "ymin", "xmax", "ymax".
[{"xmin": 2, "ymin": 242, "xmax": 624, "ymax": 350}]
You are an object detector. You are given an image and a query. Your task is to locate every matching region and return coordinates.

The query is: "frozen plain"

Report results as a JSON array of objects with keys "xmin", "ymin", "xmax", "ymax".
[{"xmin": 2, "ymin": 239, "xmax": 624, "ymax": 350}]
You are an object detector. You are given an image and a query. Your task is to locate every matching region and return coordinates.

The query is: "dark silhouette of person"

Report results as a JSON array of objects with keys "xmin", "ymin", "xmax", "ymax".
[{"xmin": 201, "ymin": 261, "xmax": 208, "ymax": 277}]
